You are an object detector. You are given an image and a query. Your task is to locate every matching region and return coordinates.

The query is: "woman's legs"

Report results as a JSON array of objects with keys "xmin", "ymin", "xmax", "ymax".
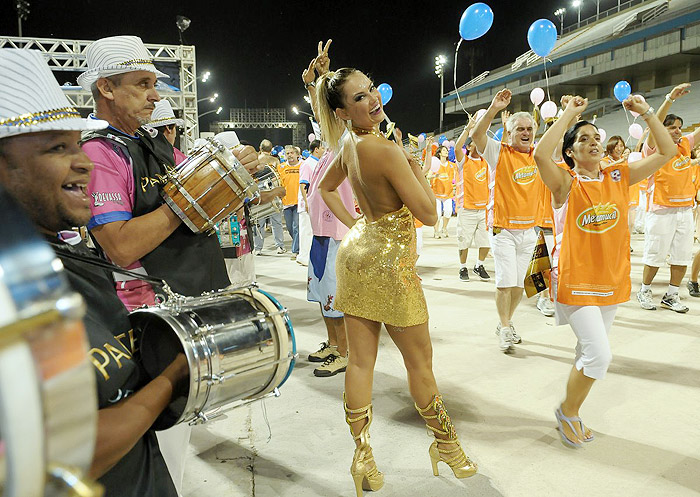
[
  {"xmin": 558, "ymin": 305, "xmax": 617, "ymax": 442},
  {"xmin": 344, "ymin": 315, "xmax": 382, "ymax": 439}
]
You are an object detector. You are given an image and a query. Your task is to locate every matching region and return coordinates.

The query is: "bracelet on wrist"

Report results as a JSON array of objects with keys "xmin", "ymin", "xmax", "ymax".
[
  {"xmin": 640, "ymin": 106, "xmax": 655, "ymax": 119},
  {"xmin": 665, "ymin": 94, "xmax": 675, "ymax": 103},
  {"xmin": 304, "ymin": 81, "xmax": 316, "ymax": 89}
]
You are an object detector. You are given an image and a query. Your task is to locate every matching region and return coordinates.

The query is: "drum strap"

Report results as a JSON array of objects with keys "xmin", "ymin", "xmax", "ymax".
[{"xmin": 49, "ymin": 243, "xmax": 168, "ymax": 289}]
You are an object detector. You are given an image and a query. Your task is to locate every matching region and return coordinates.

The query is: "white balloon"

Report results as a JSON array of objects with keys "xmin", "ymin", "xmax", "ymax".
[
  {"xmin": 598, "ymin": 128, "xmax": 607, "ymax": 144},
  {"xmin": 431, "ymin": 156, "xmax": 441, "ymax": 173},
  {"xmin": 475, "ymin": 108, "xmax": 487, "ymax": 121},
  {"xmin": 540, "ymin": 101, "xmax": 558, "ymax": 119},
  {"xmin": 629, "ymin": 123, "xmax": 644, "ymax": 140},
  {"xmin": 530, "ymin": 87, "xmax": 545, "ymax": 106},
  {"xmin": 628, "ymin": 151, "xmax": 643, "ymax": 163}
]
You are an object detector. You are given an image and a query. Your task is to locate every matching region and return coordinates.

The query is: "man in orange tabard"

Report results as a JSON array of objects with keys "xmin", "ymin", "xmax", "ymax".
[
  {"xmin": 637, "ymin": 83, "xmax": 700, "ymax": 313},
  {"xmin": 279, "ymin": 144, "xmax": 301, "ymax": 257},
  {"xmin": 454, "ymin": 117, "xmax": 490, "ymax": 282},
  {"xmin": 473, "ymin": 89, "xmax": 540, "ymax": 352}
]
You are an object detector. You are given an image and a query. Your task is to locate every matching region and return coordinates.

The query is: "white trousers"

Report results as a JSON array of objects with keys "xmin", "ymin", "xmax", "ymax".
[
  {"xmin": 555, "ymin": 302, "xmax": 617, "ymax": 380},
  {"xmin": 156, "ymin": 424, "xmax": 192, "ymax": 496},
  {"xmin": 297, "ymin": 210, "xmax": 313, "ymax": 265}
]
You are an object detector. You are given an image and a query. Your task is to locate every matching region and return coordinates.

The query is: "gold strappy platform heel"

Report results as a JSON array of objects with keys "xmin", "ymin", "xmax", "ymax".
[
  {"xmin": 415, "ymin": 394, "xmax": 477, "ymax": 479},
  {"xmin": 344, "ymin": 392, "xmax": 384, "ymax": 497}
]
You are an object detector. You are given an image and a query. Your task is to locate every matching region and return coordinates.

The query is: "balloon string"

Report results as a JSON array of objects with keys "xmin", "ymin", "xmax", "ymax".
[
  {"xmin": 543, "ymin": 57, "xmax": 552, "ymax": 102},
  {"xmin": 453, "ymin": 38, "xmax": 470, "ymax": 115}
]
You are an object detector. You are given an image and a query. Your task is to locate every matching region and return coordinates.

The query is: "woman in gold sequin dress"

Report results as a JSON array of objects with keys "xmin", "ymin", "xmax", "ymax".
[{"xmin": 317, "ymin": 67, "xmax": 478, "ymax": 496}]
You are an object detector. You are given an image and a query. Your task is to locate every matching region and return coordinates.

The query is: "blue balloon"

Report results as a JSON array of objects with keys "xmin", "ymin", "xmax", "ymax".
[
  {"xmin": 301, "ymin": 149, "xmax": 310, "ymax": 158},
  {"xmin": 613, "ymin": 80, "xmax": 631, "ymax": 102},
  {"xmin": 459, "ymin": 3, "xmax": 494, "ymax": 41},
  {"xmin": 438, "ymin": 135, "xmax": 447, "ymax": 144},
  {"xmin": 527, "ymin": 19, "xmax": 558, "ymax": 58},
  {"xmin": 448, "ymin": 147, "xmax": 456, "ymax": 162},
  {"xmin": 494, "ymin": 127, "xmax": 504, "ymax": 141},
  {"xmin": 377, "ymin": 83, "xmax": 393, "ymax": 105}
]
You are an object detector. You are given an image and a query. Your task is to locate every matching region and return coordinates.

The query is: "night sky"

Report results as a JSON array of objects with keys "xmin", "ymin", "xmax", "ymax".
[{"xmin": 1, "ymin": 0, "xmax": 605, "ymax": 137}]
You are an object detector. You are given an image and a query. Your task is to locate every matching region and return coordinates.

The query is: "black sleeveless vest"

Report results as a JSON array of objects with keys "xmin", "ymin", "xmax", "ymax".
[{"xmin": 82, "ymin": 127, "xmax": 230, "ymax": 296}]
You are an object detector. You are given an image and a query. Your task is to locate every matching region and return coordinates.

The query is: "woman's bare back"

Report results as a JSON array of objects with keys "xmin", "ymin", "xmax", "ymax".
[{"xmin": 345, "ymin": 135, "xmax": 406, "ymax": 222}]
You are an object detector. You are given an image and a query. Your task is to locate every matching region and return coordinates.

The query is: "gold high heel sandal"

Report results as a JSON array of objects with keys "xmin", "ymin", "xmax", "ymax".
[
  {"xmin": 344, "ymin": 392, "xmax": 384, "ymax": 497},
  {"xmin": 415, "ymin": 394, "xmax": 477, "ymax": 479}
]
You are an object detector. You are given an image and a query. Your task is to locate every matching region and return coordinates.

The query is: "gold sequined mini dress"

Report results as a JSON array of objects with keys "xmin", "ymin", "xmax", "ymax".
[{"xmin": 335, "ymin": 205, "xmax": 428, "ymax": 328}]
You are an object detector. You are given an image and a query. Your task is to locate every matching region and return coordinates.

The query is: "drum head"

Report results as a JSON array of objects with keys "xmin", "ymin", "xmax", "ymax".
[{"xmin": 137, "ymin": 316, "xmax": 191, "ymax": 430}]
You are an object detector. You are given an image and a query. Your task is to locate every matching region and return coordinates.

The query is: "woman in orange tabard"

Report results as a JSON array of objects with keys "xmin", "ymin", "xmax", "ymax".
[
  {"xmin": 534, "ymin": 95, "xmax": 676, "ymax": 448},
  {"xmin": 428, "ymin": 144, "xmax": 457, "ymax": 238},
  {"xmin": 604, "ymin": 135, "xmax": 641, "ymax": 237}
]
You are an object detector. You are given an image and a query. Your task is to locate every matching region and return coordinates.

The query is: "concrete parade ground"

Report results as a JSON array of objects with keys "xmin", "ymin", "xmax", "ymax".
[{"xmin": 183, "ymin": 227, "xmax": 700, "ymax": 497}]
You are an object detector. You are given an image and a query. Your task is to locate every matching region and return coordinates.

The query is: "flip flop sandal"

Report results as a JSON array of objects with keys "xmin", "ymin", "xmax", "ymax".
[{"xmin": 555, "ymin": 407, "xmax": 583, "ymax": 448}]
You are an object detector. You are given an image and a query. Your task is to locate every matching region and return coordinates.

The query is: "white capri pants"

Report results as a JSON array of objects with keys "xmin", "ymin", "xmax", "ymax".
[
  {"xmin": 491, "ymin": 227, "xmax": 537, "ymax": 288},
  {"xmin": 555, "ymin": 301, "xmax": 618, "ymax": 380},
  {"xmin": 436, "ymin": 198, "xmax": 454, "ymax": 217},
  {"xmin": 642, "ymin": 207, "xmax": 694, "ymax": 267},
  {"xmin": 416, "ymin": 226, "xmax": 424, "ymax": 256}
]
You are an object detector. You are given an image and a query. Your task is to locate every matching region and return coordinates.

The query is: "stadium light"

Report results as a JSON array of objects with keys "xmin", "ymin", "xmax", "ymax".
[
  {"xmin": 572, "ymin": 0, "xmax": 582, "ymax": 28},
  {"xmin": 435, "ymin": 55, "xmax": 447, "ymax": 130},
  {"xmin": 292, "ymin": 105, "xmax": 313, "ymax": 118},
  {"xmin": 554, "ymin": 8, "xmax": 566, "ymax": 33},
  {"xmin": 197, "ymin": 92, "xmax": 218, "ymax": 103},
  {"xmin": 198, "ymin": 70, "xmax": 211, "ymax": 82},
  {"xmin": 199, "ymin": 106, "xmax": 222, "ymax": 119}
]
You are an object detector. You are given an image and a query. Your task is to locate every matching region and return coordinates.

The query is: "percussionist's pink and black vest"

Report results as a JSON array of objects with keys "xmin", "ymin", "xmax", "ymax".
[{"xmin": 82, "ymin": 127, "xmax": 230, "ymax": 296}]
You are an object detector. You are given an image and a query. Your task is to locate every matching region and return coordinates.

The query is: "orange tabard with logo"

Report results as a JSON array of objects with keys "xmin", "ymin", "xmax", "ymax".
[
  {"xmin": 492, "ymin": 145, "xmax": 539, "ymax": 229},
  {"xmin": 534, "ymin": 161, "xmax": 568, "ymax": 228},
  {"xmin": 461, "ymin": 157, "xmax": 488, "ymax": 209},
  {"xmin": 278, "ymin": 161, "xmax": 300, "ymax": 206},
  {"xmin": 556, "ymin": 163, "xmax": 631, "ymax": 306},
  {"xmin": 431, "ymin": 161, "xmax": 457, "ymax": 200},
  {"xmin": 648, "ymin": 136, "xmax": 694, "ymax": 208}
]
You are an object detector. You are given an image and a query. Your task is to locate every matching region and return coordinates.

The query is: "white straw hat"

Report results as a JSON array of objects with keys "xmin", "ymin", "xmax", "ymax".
[
  {"xmin": 214, "ymin": 131, "xmax": 240, "ymax": 149},
  {"xmin": 147, "ymin": 100, "xmax": 184, "ymax": 127},
  {"xmin": 77, "ymin": 35, "xmax": 168, "ymax": 90},
  {"xmin": 0, "ymin": 49, "xmax": 107, "ymax": 139}
]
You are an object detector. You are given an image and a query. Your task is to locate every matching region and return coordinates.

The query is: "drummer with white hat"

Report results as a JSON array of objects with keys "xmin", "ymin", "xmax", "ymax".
[
  {"xmin": 78, "ymin": 35, "xmax": 259, "ymax": 308},
  {"xmin": 147, "ymin": 99, "xmax": 187, "ymax": 163},
  {"xmin": 0, "ymin": 48, "xmax": 186, "ymax": 497}
]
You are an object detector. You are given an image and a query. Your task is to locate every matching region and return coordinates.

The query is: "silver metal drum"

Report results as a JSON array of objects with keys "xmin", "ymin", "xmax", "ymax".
[
  {"xmin": 131, "ymin": 286, "xmax": 296, "ymax": 430},
  {"xmin": 0, "ymin": 188, "xmax": 100, "ymax": 497},
  {"xmin": 248, "ymin": 165, "xmax": 283, "ymax": 223}
]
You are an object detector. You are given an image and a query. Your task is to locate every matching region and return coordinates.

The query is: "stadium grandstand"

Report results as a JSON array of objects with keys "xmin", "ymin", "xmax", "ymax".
[{"xmin": 440, "ymin": 0, "xmax": 700, "ymax": 139}]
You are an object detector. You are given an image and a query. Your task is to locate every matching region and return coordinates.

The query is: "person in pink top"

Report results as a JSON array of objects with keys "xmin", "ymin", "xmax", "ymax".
[
  {"xmin": 305, "ymin": 145, "xmax": 356, "ymax": 377},
  {"xmin": 297, "ymin": 140, "xmax": 325, "ymax": 266}
]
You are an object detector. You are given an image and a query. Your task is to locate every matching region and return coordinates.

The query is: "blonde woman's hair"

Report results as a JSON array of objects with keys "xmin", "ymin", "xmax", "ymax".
[{"xmin": 315, "ymin": 68, "xmax": 358, "ymax": 152}]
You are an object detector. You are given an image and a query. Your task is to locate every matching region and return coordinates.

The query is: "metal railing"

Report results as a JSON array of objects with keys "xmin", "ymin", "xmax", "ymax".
[{"xmin": 562, "ymin": 0, "xmax": 648, "ymax": 34}]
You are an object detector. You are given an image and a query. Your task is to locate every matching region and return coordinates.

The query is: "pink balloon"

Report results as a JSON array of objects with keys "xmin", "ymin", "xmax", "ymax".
[
  {"xmin": 540, "ymin": 101, "xmax": 558, "ymax": 119},
  {"xmin": 308, "ymin": 133, "xmax": 316, "ymax": 142},
  {"xmin": 530, "ymin": 87, "xmax": 545, "ymax": 106},
  {"xmin": 629, "ymin": 123, "xmax": 643, "ymax": 140},
  {"xmin": 598, "ymin": 128, "xmax": 607, "ymax": 144},
  {"xmin": 430, "ymin": 156, "xmax": 441, "ymax": 173},
  {"xmin": 628, "ymin": 151, "xmax": 643, "ymax": 163},
  {"xmin": 448, "ymin": 140, "xmax": 455, "ymax": 148}
]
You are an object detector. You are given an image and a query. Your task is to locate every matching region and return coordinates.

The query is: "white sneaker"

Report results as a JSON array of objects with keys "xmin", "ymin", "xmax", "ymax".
[
  {"xmin": 276, "ymin": 246, "xmax": 287, "ymax": 254},
  {"xmin": 536, "ymin": 295, "xmax": 555, "ymax": 317},
  {"xmin": 498, "ymin": 325, "xmax": 514, "ymax": 352},
  {"xmin": 637, "ymin": 288, "xmax": 656, "ymax": 310},
  {"xmin": 253, "ymin": 249, "xmax": 262, "ymax": 256},
  {"xmin": 496, "ymin": 322, "xmax": 521, "ymax": 344},
  {"xmin": 660, "ymin": 293, "xmax": 689, "ymax": 313}
]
